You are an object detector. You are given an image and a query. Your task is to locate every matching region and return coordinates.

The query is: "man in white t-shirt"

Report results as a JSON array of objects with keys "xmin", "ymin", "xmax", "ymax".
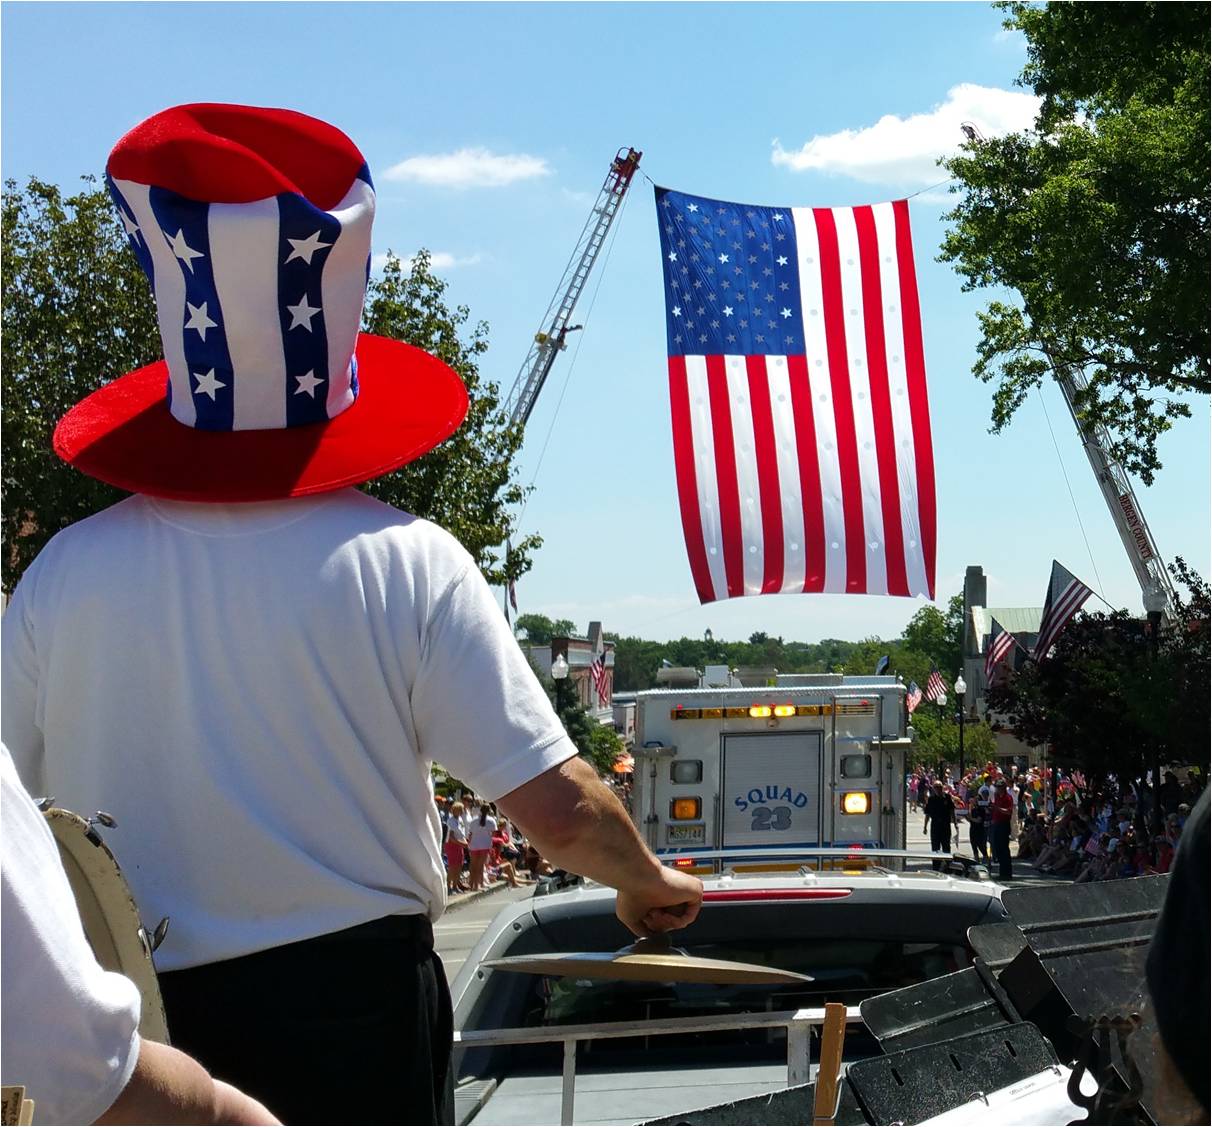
[
  {"xmin": 1, "ymin": 103, "xmax": 701, "ymax": 1126},
  {"xmin": 1, "ymin": 745, "xmax": 277, "ymax": 1126}
]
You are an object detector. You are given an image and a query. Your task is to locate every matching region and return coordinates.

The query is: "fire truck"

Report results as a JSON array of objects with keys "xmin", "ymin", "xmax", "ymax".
[{"xmin": 630, "ymin": 671, "xmax": 912, "ymax": 862}]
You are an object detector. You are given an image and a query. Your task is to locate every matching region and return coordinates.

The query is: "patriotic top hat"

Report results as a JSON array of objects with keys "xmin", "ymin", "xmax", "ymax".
[{"xmin": 53, "ymin": 103, "xmax": 468, "ymax": 502}]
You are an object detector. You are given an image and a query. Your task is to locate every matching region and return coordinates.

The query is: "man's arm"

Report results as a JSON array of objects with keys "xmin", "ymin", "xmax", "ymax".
[
  {"xmin": 498, "ymin": 755, "xmax": 703, "ymax": 937},
  {"xmin": 94, "ymin": 1040, "xmax": 278, "ymax": 1125}
]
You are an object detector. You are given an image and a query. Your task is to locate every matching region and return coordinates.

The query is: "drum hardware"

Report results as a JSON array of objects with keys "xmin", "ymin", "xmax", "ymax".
[
  {"xmin": 36, "ymin": 795, "xmax": 56, "ymax": 812},
  {"xmin": 1064, "ymin": 1013, "xmax": 1143, "ymax": 1126},
  {"xmin": 151, "ymin": 916, "xmax": 171, "ymax": 952}
]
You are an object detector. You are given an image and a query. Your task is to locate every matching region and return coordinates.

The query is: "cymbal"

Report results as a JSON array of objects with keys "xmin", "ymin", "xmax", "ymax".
[{"xmin": 482, "ymin": 938, "xmax": 813, "ymax": 985}]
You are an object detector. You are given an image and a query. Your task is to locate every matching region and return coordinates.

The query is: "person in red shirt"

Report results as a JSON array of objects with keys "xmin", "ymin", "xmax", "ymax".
[{"xmin": 989, "ymin": 779, "xmax": 1015, "ymax": 880}]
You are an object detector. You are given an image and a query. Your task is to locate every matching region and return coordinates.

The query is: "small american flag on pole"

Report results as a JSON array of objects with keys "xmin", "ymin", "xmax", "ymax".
[
  {"xmin": 906, "ymin": 680, "xmax": 923, "ymax": 714},
  {"xmin": 656, "ymin": 187, "xmax": 936, "ymax": 604},
  {"xmin": 925, "ymin": 664, "xmax": 947, "ymax": 705},
  {"xmin": 984, "ymin": 617, "xmax": 1018, "ymax": 682},
  {"xmin": 589, "ymin": 650, "xmax": 610, "ymax": 707},
  {"xmin": 1034, "ymin": 560, "xmax": 1093, "ymax": 660}
]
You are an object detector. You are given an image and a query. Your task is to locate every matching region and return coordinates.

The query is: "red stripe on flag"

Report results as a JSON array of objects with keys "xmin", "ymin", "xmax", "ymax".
[
  {"xmin": 854, "ymin": 206, "xmax": 909, "ymax": 597},
  {"xmin": 892, "ymin": 199, "xmax": 936, "ymax": 599},
  {"xmin": 746, "ymin": 355, "xmax": 785, "ymax": 594},
  {"xmin": 667, "ymin": 357, "xmax": 716, "ymax": 604},
  {"xmin": 706, "ymin": 355, "xmax": 745, "ymax": 598},
  {"xmin": 787, "ymin": 354, "xmax": 826, "ymax": 591},
  {"xmin": 814, "ymin": 208, "xmax": 866, "ymax": 594}
]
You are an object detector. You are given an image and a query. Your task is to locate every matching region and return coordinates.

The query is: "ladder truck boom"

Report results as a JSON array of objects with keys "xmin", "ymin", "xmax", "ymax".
[
  {"xmin": 502, "ymin": 147, "xmax": 641, "ymax": 427},
  {"xmin": 1051, "ymin": 358, "xmax": 1178, "ymax": 619}
]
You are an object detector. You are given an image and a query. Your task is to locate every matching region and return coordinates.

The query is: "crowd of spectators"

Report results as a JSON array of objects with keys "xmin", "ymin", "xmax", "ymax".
[
  {"xmin": 909, "ymin": 761, "xmax": 1204, "ymax": 883},
  {"xmin": 435, "ymin": 793, "xmax": 552, "ymax": 895}
]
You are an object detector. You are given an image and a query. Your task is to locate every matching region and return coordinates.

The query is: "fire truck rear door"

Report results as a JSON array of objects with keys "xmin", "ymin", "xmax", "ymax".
[{"xmin": 721, "ymin": 732, "xmax": 823, "ymax": 849}]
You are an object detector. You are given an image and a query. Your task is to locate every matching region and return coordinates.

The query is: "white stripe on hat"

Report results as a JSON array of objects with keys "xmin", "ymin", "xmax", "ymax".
[
  {"xmin": 209, "ymin": 197, "xmax": 288, "ymax": 430},
  {"xmin": 322, "ymin": 177, "xmax": 375, "ymax": 420},
  {"xmin": 114, "ymin": 178, "xmax": 195, "ymax": 427}
]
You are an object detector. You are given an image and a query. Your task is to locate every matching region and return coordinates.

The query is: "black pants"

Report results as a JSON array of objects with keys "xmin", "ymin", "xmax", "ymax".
[
  {"xmin": 158, "ymin": 915, "xmax": 454, "ymax": 1126},
  {"xmin": 969, "ymin": 822, "xmax": 989, "ymax": 862},
  {"xmin": 991, "ymin": 821, "xmax": 1013, "ymax": 879},
  {"xmin": 929, "ymin": 820, "xmax": 952, "ymax": 870}
]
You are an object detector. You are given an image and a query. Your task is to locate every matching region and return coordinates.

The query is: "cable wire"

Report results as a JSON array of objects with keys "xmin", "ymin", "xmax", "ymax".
[{"xmin": 1037, "ymin": 385, "xmax": 1107, "ymax": 600}]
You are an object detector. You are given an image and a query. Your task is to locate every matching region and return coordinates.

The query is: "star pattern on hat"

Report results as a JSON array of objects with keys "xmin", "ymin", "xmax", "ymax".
[
  {"xmin": 286, "ymin": 294, "xmax": 322, "ymax": 331},
  {"xmin": 285, "ymin": 230, "xmax": 333, "ymax": 266},
  {"xmin": 184, "ymin": 301, "xmax": 218, "ymax": 340},
  {"xmin": 294, "ymin": 371, "xmax": 325, "ymax": 398},
  {"xmin": 164, "ymin": 228, "xmax": 205, "ymax": 273},
  {"xmin": 192, "ymin": 368, "xmax": 226, "ymax": 400},
  {"xmin": 119, "ymin": 210, "xmax": 141, "ymax": 243}
]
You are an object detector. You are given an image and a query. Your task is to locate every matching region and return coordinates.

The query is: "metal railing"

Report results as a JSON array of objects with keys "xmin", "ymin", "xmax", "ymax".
[{"xmin": 454, "ymin": 1005, "xmax": 863, "ymax": 1125}]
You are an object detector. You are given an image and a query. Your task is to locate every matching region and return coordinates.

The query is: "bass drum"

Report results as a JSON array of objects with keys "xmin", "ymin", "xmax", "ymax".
[{"xmin": 44, "ymin": 808, "xmax": 170, "ymax": 1044}]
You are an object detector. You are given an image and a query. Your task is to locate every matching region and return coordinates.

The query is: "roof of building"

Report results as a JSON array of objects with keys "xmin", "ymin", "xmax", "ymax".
[{"xmin": 971, "ymin": 606, "xmax": 1044, "ymax": 648}]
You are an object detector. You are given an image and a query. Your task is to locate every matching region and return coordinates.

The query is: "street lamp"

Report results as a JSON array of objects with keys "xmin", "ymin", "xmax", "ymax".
[
  {"xmin": 551, "ymin": 652, "xmax": 570, "ymax": 714},
  {"xmin": 1143, "ymin": 582, "xmax": 1168, "ymax": 831},
  {"xmin": 954, "ymin": 675, "xmax": 967, "ymax": 788}
]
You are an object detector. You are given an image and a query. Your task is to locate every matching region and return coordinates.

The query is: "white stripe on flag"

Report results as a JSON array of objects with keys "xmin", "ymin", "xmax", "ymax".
[
  {"xmin": 767, "ymin": 357, "xmax": 808, "ymax": 593},
  {"xmin": 323, "ymin": 177, "xmax": 375, "ymax": 419},
  {"xmin": 724, "ymin": 355, "xmax": 765, "ymax": 595},
  {"xmin": 832, "ymin": 206, "xmax": 887, "ymax": 596},
  {"xmin": 115, "ymin": 179, "xmax": 195, "ymax": 427},
  {"xmin": 791, "ymin": 207, "xmax": 847, "ymax": 593},
  {"xmin": 208, "ymin": 197, "xmax": 287, "ymax": 430},
  {"xmin": 684, "ymin": 356, "xmax": 728, "ymax": 602},
  {"xmin": 872, "ymin": 202, "xmax": 930, "ymax": 599}
]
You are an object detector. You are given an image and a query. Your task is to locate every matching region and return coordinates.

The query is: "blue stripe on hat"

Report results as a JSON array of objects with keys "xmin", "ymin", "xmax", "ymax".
[
  {"xmin": 147, "ymin": 185, "xmax": 236, "ymax": 431},
  {"xmin": 277, "ymin": 191, "xmax": 342, "ymax": 426}
]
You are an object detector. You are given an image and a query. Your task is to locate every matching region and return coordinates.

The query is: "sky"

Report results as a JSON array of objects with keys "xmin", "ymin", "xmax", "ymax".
[{"xmin": 3, "ymin": 2, "xmax": 1208, "ymax": 645}]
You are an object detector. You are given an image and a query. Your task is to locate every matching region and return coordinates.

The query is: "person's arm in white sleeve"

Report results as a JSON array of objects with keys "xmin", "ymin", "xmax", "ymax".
[
  {"xmin": 411, "ymin": 556, "xmax": 702, "ymax": 936},
  {"xmin": 1, "ymin": 745, "xmax": 279, "ymax": 1125}
]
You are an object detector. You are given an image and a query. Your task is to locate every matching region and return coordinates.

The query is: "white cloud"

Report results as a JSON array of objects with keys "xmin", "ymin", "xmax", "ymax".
[
  {"xmin": 370, "ymin": 251, "xmax": 482, "ymax": 273},
  {"xmin": 771, "ymin": 83, "xmax": 1041, "ymax": 187},
  {"xmin": 382, "ymin": 147, "xmax": 551, "ymax": 189}
]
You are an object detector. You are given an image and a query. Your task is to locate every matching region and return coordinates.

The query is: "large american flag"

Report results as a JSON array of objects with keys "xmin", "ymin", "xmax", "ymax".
[
  {"xmin": 589, "ymin": 650, "xmax": 610, "ymax": 707},
  {"xmin": 656, "ymin": 187, "xmax": 936, "ymax": 604},
  {"xmin": 1034, "ymin": 560, "xmax": 1093, "ymax": 660}
]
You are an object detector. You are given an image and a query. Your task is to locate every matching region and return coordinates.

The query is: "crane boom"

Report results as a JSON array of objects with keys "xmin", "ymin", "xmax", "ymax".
[
  {"xmin": 1051, "ymin": 360, "xmax": 1178, "ymax": 617},
  {"xmin": 502, "ymin": 146, "xmax": 641, "ymax": 427}
]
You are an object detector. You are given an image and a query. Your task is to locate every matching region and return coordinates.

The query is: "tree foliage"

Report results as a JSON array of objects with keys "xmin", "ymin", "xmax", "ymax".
[
  {"xmin": 986, "ymin": 559, "xmax": 1210, "ymax": 778},
  {"xmin": 0, "ymin": 177, "xmax": 537, "ymax": 592},
  {"xmin": 939, "ymin": 1, "xmax": 1210, "ymax": 483},
  {"xmin": 2, "ymin": 176, "xmax": 159, "ymax": 593},
  {"xmin": 514, "ymin": 613, "xmax": 579, "ymax": 645},
  {"xmin": 361, "ymin": 250, "xmax": 538, "ymax": 586}
]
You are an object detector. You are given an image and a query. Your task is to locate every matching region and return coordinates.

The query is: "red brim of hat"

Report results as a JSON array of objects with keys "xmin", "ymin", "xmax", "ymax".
[{"xmin": 53, "ymin": 334, "xmax": 469, "ymax": 502}]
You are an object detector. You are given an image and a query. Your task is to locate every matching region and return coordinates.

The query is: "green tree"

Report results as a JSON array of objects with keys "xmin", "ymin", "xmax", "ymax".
[
  {"xmin": 940, "ymin": 2, "xmax": 1209, "ymax": 483},
  {"xmin": 909, "ymin": 706, "xmax": 998, "ymax": 774},
  {"xmin": 901, "ymin": 593, "xmax": 964, "ymax": 678},
  {"xmin": 986, "ymin": 560, "xmax": 1210, "ymax": 779},
  {"xmin": 361, "ymin": 250, "xmax": 539, "ymax": 585},
  {"xmin": 516, "ymin": 613, "xmax": 555, "ymax": 644},
  {"xmin": 2, "ymin": 176, "xmax": 160, "ymax": 593}
]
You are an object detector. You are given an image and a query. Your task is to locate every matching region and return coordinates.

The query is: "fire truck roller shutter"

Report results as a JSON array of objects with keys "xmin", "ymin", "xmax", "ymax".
[{"xmin": 721, "ymin": 731, "xmax": 823, "ymax": 849}]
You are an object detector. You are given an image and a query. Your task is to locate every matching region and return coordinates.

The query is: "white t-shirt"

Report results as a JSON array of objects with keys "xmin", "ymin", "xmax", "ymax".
[
  {"xmin": 1, "ymin": 744, "xmax": 142, "ymax": 1125},
  {"xmin": 445, "ymin": 813, "xmax": 468, "ymax": 845},
  {"xmin": 468, "ymin": 815, "xmax": 498, "ymax": 852},
  {"xmin": 1, "ymin": 490, "xmax": 576, "ymax": 971}
]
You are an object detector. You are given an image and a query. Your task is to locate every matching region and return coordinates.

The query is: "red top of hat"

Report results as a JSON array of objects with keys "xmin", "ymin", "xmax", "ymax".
[{"xmin": 108, "ymin": 103, "xmax": 367, "ymax": 210}]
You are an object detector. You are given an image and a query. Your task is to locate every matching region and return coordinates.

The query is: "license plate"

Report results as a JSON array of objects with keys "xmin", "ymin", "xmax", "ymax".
[{"xmin": 667, "ymin": 823, "xmax": 706, "ymax": 845}]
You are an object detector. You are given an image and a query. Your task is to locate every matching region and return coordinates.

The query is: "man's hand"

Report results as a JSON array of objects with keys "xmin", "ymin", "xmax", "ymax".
[{"xmin": 615, "ymin": 867, "xmax": 704, "ymax": 937}]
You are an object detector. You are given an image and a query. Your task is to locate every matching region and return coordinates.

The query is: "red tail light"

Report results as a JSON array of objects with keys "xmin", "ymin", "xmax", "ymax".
[
  {"xmin": 673, "ymin": 857, "xmax": 695, "ymax": 869},
  {"xmin": 702, "ymin": 888, "xmax": 852, "ymax": 902}
]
